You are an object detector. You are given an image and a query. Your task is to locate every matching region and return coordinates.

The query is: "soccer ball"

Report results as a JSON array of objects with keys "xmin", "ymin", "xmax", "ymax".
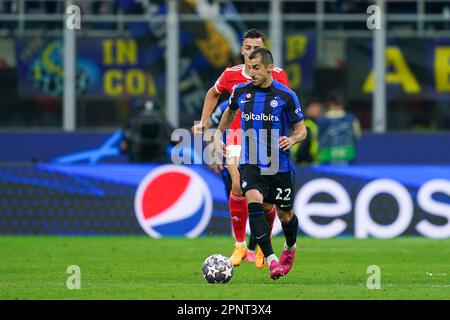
[{"xmin": 202, "ymin": 254, "xmax": 234, "ymax": 284}]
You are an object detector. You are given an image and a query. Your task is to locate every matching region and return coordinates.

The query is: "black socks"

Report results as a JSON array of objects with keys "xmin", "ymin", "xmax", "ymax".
[
  {"xmin": 248, "ymin": 202, "xmax": 274, "ymax": 257},
  {"xmin": 281, "ymin": 214, "xmax": 298, "ymax": 248}
]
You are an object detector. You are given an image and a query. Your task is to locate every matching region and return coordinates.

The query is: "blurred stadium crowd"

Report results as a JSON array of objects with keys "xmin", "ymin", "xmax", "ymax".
[
  {"xmin": 1, "ymin": 0, "xmax": 449, "ymax": 15},
  {"xmin": 0, "ymin": 0, "xmax": 449, "ymax": 133},
  {"xmin": 1, "ymin": 0, "xmax": 449, "ymax": 30}
]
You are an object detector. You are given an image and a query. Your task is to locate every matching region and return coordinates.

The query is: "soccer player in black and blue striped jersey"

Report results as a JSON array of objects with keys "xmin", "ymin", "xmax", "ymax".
[{"xmin": 214, "ymin": 48, "xmax": 307, "ymax": 280}]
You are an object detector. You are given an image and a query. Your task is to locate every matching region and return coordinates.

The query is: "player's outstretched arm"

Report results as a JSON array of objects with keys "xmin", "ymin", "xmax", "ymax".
[
  {"xmin": 192, "ymin": 86, "xmax": 221, "ymax": 134},
  {"xmin": 279, "ymin": 121, "xmax": 307, "ymax": 151},
  {"xmin": 215, "ymin": 107, "xmax": 238, "ymax": 138},
  {"xmin": 212, "ymin": 107, "xmax": 238, "ymax": 158}
]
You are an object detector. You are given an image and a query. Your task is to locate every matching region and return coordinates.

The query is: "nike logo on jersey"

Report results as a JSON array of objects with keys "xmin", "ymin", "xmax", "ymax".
[{"xmin": 240, "ymin": 99, "xmax": 251, "ymax": 104}]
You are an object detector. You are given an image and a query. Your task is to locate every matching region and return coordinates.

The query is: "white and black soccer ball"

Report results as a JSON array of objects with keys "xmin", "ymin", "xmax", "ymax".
[{"xmin": 202, "ymin": 254, "xmax": 234, "ymax": 284}]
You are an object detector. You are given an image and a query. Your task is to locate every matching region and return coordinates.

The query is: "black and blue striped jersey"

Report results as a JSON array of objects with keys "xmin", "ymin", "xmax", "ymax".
[{"xmin": 228, "ymin": 80, "xmax": 304, "ymax": 173}]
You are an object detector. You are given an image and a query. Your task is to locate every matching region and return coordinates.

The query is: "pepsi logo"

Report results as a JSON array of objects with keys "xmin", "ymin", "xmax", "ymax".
[{"xmin": 134, "ymin": 165, "xmax": 213, "ymax": 238}]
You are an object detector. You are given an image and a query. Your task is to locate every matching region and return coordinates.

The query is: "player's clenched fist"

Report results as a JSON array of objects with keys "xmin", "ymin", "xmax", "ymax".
[{"xmin": 191, "ymin": 122, "xmax": 206, "ymax": 134}]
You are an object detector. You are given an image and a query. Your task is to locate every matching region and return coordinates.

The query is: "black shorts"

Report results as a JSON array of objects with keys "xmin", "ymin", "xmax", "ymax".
[{"xmin": 240, "ymin": 164, "xmax": 295, "ymax": 211}]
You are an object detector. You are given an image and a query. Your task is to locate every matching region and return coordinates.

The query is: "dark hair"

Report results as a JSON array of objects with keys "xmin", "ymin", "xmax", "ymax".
[
  {"xmin": 327, "ymin": 90, "xmax": 344, "ymax": 104},
  {"xmin": 248, "ymin": 47, "xmax": 274, "ymax": 66},
  {"xmin": 243, "ymin": 28, "xmax": 266, "ymax": 43},
  {"xmin": 305, "ymin": 97, "xmax": 324, "ymax": 107}
]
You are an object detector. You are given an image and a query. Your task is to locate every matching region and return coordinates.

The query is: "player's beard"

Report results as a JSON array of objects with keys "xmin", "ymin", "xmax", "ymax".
[
  {"xmin": 252, "ymin": 77, "xmax": 262, "ymax": 87},
  {"xmin": 253, "ymin": 76, "xmax": 270, "ymax": 88}
]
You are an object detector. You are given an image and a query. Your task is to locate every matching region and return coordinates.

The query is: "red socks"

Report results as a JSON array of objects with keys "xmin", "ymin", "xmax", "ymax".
[
  {"xmin": 229, "ymin": 193, "xmax": 248, "ymax": 243},
  {"xmin": 265, "ymin": 205, "xmax": 276, "ymax": 233},
  {"xmin": 229, "ymin": 194, "xmax": 278, "ymax": 242}
]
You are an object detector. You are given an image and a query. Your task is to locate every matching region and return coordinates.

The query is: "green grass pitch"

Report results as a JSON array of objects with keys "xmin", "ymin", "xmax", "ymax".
[{"xmin": 0, "ymin": 236, "xmax": 449, "ymax": 300}]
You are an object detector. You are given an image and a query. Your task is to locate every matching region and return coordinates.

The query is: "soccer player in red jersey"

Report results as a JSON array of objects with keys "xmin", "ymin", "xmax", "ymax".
[{"xmin": 192, "ymin": 29, "xmax": 291, "ymax": 268}]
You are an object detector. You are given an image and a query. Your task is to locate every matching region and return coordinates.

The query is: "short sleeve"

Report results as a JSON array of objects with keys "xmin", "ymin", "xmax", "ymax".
[
  {"xmin": 214, "ymin": 70, "xmax": 227, "ymax": 94},
  {"xmin": 228, "ymin": 85, "xmax": 240, "ymax": 111},
  {"xmin": 285, "ymin": 92, "xmax": 303, "ymax": 124}
]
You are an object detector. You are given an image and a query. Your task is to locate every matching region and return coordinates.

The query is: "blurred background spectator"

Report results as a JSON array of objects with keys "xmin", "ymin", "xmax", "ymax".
[
  {"xmin": 0, "ymin": 0, "xmax": 448, "ymax": 133},
  {"xmin": 292, "ymin": 98, "xmax": 324, "ymax": 165},
  {"xmin": 317, "ymin": 90, "xmax": 361, "ymax": 164}
]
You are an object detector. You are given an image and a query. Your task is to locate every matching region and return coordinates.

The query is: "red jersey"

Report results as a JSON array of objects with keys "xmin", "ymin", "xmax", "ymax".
[
  {"xmin": 214, "ymin": 64, "xmax": 290, "ymax": 146},
  {"xmin": 214, "ymin": 64, "xmax": 290, "ymax": 96}
]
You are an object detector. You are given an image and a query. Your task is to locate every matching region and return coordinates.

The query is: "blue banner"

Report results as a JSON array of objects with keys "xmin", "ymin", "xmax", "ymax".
[
  {"xmin": 0, "ymin": 163, "xmax": 448, "ymax": 238},
  {"xmin": 15, "ymin": 32, "xmax": 315, "ymax": 127},
  {"xmin": 346, "ymin": 37, "xmax": 450, "ymax": 99},
  {"xmin": 2, "ymin": 132, "xmax": 450, "ymax": 164},
  {"xmin": 15, "ymin": 37, "xmax": 162, "ymax": 98}
]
